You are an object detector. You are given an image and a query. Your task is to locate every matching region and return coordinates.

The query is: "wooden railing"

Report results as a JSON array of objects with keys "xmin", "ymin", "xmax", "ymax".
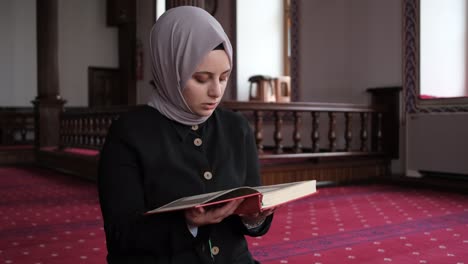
[
  {"xmin": 57, "ymin": 100, "xmax": 393, "ymax": 161},
  {"xmin": 45, "ymin": 87, "xmax": 399, "ymax": 182},
  {"xmin": 221, "ymin": 101, "xmax": 388, "ymax": 160},
  {"xmin": 58, "ymin": 106, "xmax": 138, "ymax": 150},
  {"xmin": 0, "ymin": 107, "xmax": 35, "ymax": 146}
]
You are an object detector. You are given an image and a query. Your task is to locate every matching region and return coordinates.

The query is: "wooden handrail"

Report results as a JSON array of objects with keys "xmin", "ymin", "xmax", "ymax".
[{"xmin": 221, "ymin": 101, "xmax": 386, "ymax": 113}]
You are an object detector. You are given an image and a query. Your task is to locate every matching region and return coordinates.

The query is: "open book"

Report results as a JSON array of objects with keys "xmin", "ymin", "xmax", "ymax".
[{"xmin": 145, "ymin": 180, "xmax": 316, "ymax": 215}]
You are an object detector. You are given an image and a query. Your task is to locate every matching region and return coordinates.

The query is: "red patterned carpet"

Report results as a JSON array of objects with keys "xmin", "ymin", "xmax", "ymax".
[{"xmin": 1, "ymin": 166, "xmax": 467, "ymax": 264}]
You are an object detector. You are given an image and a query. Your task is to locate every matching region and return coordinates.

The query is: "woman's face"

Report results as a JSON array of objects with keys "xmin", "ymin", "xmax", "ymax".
[{"xmin": 183, "ymin": 50, "xmax": 231, "ymax": 117}]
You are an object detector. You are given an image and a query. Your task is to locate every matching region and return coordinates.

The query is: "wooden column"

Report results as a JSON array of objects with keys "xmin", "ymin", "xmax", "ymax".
[
  {"xmin": 33, "ymin": 0, "xmax": 65, "ymax": 148},
  {"xmin": 166, "ymin": 0, "xmax": 205, "ymax": 9},
  {"xmin": 106, "ymin": 0, "xmax": 137, "ymax": 105}
]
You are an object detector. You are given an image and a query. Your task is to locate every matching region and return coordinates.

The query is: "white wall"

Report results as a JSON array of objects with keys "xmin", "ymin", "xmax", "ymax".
[
  {"xmin": 237, "ymin": 0, "xmax": 284, "ymax": 101},
  {"xmin": 0, "ymin": 0, "xmax": 37, "ymax": 106},
  {"xmin": 408, "ymin": 113, "xmax": 468, "ymax": 175},
  {"xmin": 58, "ymin": 0, "xmax": 119, "ymax": 106},
  {"xmin": 297, "ymin": 0, "xmax": 405, "ymax": 173},
  {"xmin": 298, "ymin": 0, "xmax": 401, "ymax": 104}
]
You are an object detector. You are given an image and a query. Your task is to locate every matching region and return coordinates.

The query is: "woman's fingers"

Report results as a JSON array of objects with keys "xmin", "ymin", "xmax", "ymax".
[
  {"xmin": 185, "ymin": 199, "xmax": 245, "ymax": 226},
  {"xmin": 208, "ymin": 199, "xmax": 244, "ymax": 222},
  {"xmin": 240, "ymin": 206, "xmax": 277, "ymax": 223}
]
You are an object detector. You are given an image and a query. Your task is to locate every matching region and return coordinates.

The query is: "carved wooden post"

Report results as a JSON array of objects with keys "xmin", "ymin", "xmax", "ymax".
[
  {"xmin": 328, "ymin": 112, "xmax": 336, "ymax": 152},
  {"xmin": 274, "ymin": 111, "xmax": 284, "ymax": 154},
  {"xmin": 72, "ymin": 119, "xmax": 77, "ymax": 146},
  {"xmin": 78, "ymin": 118, "xmax": 84, "ymax": 146},
  {"xmin": 293, "ymin": 111, "xmax": 302, "ymax": 153},
  {"xmin": 367, "ymin": 87, "xmax": 401, "ymax": 158},
  {"xmin": 254, "ymin": 110, "xmax": 264, "ymax": 154},
  {"xmin": 58, "ymin": 118, "xmax": 65, "ymax": 150},
  {"xmin": 345, "ymin": 112, "xmax": 352, "ymax": 151},
  {"xmin": 311, "ymin": 112, "xmax": 320, "ymax": 152},
  {"xmin": 376, "ymin": 112, "xmax": 383, "ymax": 152},
  {"xmin": 360, "ymin": 112, "xmax": 369, "ymax": 151},
  {"xmin": 33, "ymin": 0, "xmax": 66, "ymax": 149}
]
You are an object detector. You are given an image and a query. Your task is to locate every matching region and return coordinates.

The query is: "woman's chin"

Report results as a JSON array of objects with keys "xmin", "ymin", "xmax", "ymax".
[{"xmin": 194, "ymin": 109, "xmax": 215, "ymax": 117}]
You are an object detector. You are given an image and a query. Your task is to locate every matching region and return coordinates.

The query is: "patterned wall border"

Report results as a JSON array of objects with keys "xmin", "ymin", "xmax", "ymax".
[
  {"xmin": 291, "ymin": 0, "xmax": 300, "ymax": 101},
  {"xmin": 404, "ymin": 0, "xmax": 468, "ymax": 113}
]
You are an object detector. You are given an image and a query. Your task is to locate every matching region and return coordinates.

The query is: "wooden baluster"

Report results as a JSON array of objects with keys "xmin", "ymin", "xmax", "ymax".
[
  {"xmin": 76, "ymin": 118, "xmax": 80, "ymax": 146},
  {"xmin": 360, "ymin": 112, "xmax": 369, "ymax": 151},
  {"xmin": 95, "ymin": 117, "xmax": 101, "ymax": 148},
  {"xmin": 376, "ymin": 112, "xmax": 383, "ymax": 152},
  {"xmin": 90, "ymin": 117, "xmax": 95, "ymax": 147},
  {"xmin": 274, "ymin": 111, "xmax": 284, "ymax": 154},
  {"xmin": 345, "ymin": 112, "xmax": 352, "ymax": 151},
  {"xmin": 58, "ymin": 118, "xmax": 64, "ymax": 149},
  {"xmin": 5, "ymin": 115, "xmax": 12, "ymax": 144},
  {"xmin": 66, "ymin": 119, "xmax": 69, "ymax": 146},
  {"xmin": 78, "ymin": 118, "xmax": 83, "ymax": 146},
  {"xmin": 94, "ymin": 116, "xmax": 99, "ymax": 148},
  {"xmin": 20, "ymin": 117, "xmax": 27, "ymax": 142},
  {"xmin": 94, "ymin": 116, "xmax": 99, "ymax": 147},
  {"xmin": 328, "ymin": 112, "xmax": 336, "ymax": 152},
  {"xmin": 71, "ymin": 118, "xmax": 75, "ymax": 146},
  {"xmin": 254, "ymin": 110, "xmax": 264, "ymax": 154},
  {"xmin": 67, "ymin": 119, "xmax": 72, "ymax": 146},
  {"xmin": 103, "ymin": 116, "xmax": 110, "ymax": 147},
  {"xmin": 102, "ymin": 116, "xmax": 113, "ymax": 146},
  {"xmin": 87, "ymin": 117, "xmax": 92, "ymax": 147},
  {"xmin": 67, "ymin": 118, "xmax": 71, "ymax": 146},
  {"xmin": 87, "ymin": 117, "xmax": 90, "ymax": 147},
  {"xmin": 83, "ymin": 118, "xmax": 89, "ymax": 147},
  {"xmin": 73, "ymin": 119, "xmax": 79, "ymax": 147},
  {"xmin": 89, "ymin": 116, "xmax": 93, "ymax": 147},
  {"xmin": 64, "ymin": 119, "xmax": 68, "ymax": 146},
  {"xmin": 61, "ymin": 119, "xmax": 66, "ymax": 147},
  {"xmin": 311, "ymin": 112, "xmax": 320, "ymax": 152},
  {"xmin": 293, "ymin": 111, "xmax": 302, "ymax": 153}
]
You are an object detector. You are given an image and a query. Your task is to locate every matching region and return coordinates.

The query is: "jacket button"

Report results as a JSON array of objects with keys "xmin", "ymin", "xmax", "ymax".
[
  {"xmin": 203, "ymin": 171, "xmax": 213, "ymax": 180},
  {"xmin": 191, "ymin": 125, "xmax": 199, "ymax": 131},
  {"xmin": 194, "ymin": 138, "xmax": 202, "ymax": 146},
  {"xmin": 211, "ymin": 246, "xmax": 219, "ymax": 256}
]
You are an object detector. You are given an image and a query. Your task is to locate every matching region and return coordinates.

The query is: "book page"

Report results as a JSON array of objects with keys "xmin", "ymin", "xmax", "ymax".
[
  {"xmin": 146, "ymin": 187, "xmax": 259, "ymax": 214},
  {"xmin": 199, "ymin": 188, "xmax": 260, "ymax": 207},
  {"xmin": 256, "ymin": 180, "xmax": 316, "ymax": 209}
]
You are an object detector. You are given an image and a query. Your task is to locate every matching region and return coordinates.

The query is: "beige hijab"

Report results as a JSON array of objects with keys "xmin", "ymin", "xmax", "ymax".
[{"xmin": 147, "ymin": 6, "xmax": 233, "ymax": 125}]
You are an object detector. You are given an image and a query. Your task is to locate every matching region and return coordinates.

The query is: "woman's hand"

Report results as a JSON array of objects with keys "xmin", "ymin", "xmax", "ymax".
[
  {"xmin": 239, "ymin": 207, "xmax": 276, "ymax": 227},
  {"xmin": 184, "ymin": 199, "xmax": 244, "ymax": 227}
]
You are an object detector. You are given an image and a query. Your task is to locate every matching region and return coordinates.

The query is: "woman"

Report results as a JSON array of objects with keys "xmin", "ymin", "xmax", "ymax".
[{"xmin": 98, "ymin": 6, "xmax": 273, "ymax": 263}]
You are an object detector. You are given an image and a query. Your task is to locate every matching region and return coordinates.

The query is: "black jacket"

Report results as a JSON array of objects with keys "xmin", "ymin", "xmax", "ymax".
[{"xmin": 98, "ymin": 105, "xmax": 272, "ymax": 263}]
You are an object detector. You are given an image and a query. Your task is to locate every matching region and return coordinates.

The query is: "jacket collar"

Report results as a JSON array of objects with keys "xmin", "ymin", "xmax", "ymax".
[{"xmin": 171, "ymin": 120, "xmax": 206, "ymax": 141}]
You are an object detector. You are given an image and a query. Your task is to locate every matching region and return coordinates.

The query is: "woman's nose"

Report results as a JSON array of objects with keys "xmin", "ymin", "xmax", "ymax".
[{"xmin": 208, "ymin": 80, "xmax": 222, "ymax": 97}]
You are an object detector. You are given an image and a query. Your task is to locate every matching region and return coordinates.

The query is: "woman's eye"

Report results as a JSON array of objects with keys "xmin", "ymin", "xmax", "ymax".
[
  {"xmin": 194, "ymin": 77, "xmax": 209, "ymax": 83},
  {"xmin": 220, "ymin": 75, "xmax": 229, "ymax": 82}
]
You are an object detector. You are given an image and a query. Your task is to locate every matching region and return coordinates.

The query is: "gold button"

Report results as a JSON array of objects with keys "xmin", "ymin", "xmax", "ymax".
[
  {"xmin": 203, "ymin": 171, "xmax": 213, "ymax": 180},
  {"xmin": 211, "ymin": 246, "xmax": 219, "ymax": 256},
  {"xmin": 191, "ymin": 125, "xmax": 199, "ymax": 131},
  {"xmin": 194, "ymin": 138, "xmax": 202, "ymax": 146}
]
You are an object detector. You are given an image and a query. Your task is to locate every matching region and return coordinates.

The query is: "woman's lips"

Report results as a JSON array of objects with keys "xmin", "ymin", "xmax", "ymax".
[{"xmin": 202, "ymin": 102, "xmax": 218, "ymax": 110}]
